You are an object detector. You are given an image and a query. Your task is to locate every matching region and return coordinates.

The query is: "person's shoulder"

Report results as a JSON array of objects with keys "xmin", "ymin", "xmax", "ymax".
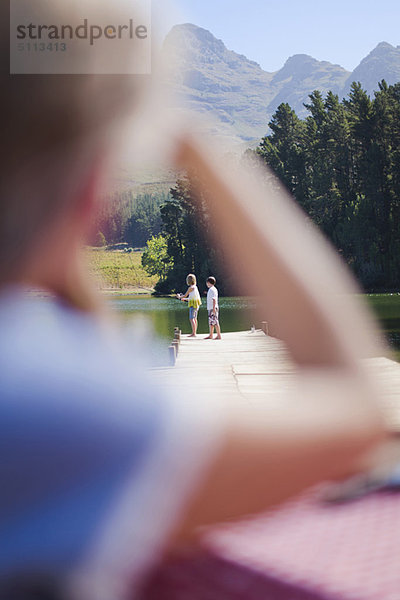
[{"xmin": 0, "ymin": 290, "xmax": 158, "ymax": 413}]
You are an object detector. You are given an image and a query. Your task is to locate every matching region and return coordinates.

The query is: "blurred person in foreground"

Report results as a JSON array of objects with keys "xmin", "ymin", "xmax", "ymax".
[{"xmin": 0, "ymin": 1, "xmax": 388, "ymax": 600}]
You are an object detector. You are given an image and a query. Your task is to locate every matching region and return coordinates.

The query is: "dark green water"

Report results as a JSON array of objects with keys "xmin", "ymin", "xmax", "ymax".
[
  {"xmin": 108, "ymin": 293, "xmax": 400, "ymax": 361},
  {"xmin": 108, "ymin": 296, "xmax": 257, "ymax": 340},
  {"xmin": 365, "ymin": 293, "xmax": 400, "ymax": 361}
]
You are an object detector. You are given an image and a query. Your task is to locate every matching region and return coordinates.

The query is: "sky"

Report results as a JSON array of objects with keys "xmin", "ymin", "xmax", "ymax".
[{"xmin": 153, "ymin": 0, "xmax": 400, "ymax": 72}]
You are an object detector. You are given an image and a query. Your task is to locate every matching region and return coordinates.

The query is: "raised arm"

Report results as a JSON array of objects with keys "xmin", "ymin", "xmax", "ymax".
[
  {"xmin": 175, "ymin": 136, "xmax": 386, "ymax": 368},
  {"xmin": 166, "ymin": 134, "xmax": 386, "ymax": 544}
]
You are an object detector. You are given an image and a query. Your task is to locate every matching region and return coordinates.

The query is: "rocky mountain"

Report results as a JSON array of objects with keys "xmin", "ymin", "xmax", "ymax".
[
  {"xmin": 343, "ymin": 41, "xmax": 400, "ymax": 96},
  {"xmin": 163, "ymin": 23, "xmax": 275, "ymax": 143},
  {"xmin": 163, "ymin": 24, "xmax": 400, "ymax": 146},
  {"xmin": 267, "ymin": 54, "xmax": 348, "ymax": 116}
]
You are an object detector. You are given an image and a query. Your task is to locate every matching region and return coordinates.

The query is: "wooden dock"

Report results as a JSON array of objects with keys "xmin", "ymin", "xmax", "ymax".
[{"xmin": 154, "ymin": 329, "xmax": 400, "ymax": 432}]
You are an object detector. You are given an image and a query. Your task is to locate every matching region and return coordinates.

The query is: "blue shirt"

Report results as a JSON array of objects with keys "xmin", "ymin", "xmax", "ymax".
[{"xmin": 0, "ymin": 288, "xmax": 218, "ymax": 600}]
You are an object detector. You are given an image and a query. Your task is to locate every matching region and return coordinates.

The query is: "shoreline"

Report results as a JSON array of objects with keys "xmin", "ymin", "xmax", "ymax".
[{"xmin": 99, "ymin": 287, "xmax": 154, "ymax": 296}]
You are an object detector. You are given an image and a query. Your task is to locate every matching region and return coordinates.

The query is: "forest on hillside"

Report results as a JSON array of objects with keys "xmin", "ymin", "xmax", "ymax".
[
  {"xmin": 255, "ymin": 80, "xmax": 400, "ymax": 291},
  {"xmin": 95, "ymin": 80, "xmax": 400, "ymax": 294},
  {"xmin": 93, "ymin": 190, "xmax": 168, "ymax": 249}
]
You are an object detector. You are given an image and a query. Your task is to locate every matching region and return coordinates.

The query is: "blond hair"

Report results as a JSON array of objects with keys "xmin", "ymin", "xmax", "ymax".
[{"xmin": 186, "ymin": 274, "xmax": 196, "ymax": 286}]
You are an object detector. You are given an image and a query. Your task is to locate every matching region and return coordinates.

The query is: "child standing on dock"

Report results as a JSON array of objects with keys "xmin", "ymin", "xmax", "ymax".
[
  {"xmin": 177, "ymin": 274, "xmax": 202, "ymax": 337},
  {"xmin": 205, "ymin": 276, "xmax": 222, "ymax": 340}
]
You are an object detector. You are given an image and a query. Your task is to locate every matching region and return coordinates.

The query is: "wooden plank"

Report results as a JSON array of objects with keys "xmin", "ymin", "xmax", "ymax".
[
  {"xmin": 364, "ymin": 357, "xmax": 400, "ymax": 431},
  {"xmin": 154, "ymin": 330, "xmax": 400, "ymax": 432}
]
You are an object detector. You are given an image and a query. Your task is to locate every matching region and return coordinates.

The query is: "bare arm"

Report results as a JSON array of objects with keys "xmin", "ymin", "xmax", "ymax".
[
  {"xmin": 179, "ymin": 286, "xmax": 192, "ymax": 300},
  {"xmin": 170, "ymin": 374, "xmax": 384, "ymax": 544},
  {"xmin": 175, "ymin": 137, "xmax": 385, "ymax": 367},
  {"xmin": 167, "ymin": 135, "xmax": 386, "ymax": 544}
]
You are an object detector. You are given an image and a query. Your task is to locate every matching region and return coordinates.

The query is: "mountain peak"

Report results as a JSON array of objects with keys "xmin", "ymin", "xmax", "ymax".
[
  {"xmin": 285, "ymin": 53, "xmax": 316, "ymax": 66},
  {"xmin": 164, "ymin": 23, "xmax": 261, "ymax": 69},
  {"xmin": 164, "ymin": 23, "xmax": 226, "ymax": 56},
  {"xmin": 272, "ymin": 53, "xmax": 348, "ymax": 87},
  {"xmin": 365, "ymin": 41, "xmax": 398, "ymax": 59},
  {"xmin": 163, "ymin": 24, "xmax": 400, "ymax": 145},
  {"xmin": 344, "ymin": 41, "xmax": 400, "ymax": 95},
  {"xmin": 374, "ymin": 41, "xmax": 395, "ymax": 51},
  {"xmin": 168, "ymin": 23, "xmax": 222, "ymax": 43}
]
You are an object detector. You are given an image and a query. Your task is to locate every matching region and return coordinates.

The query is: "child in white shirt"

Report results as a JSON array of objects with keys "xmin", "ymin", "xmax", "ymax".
[{"xmin": 205, "ymin": 276, "xmax": 222, "ymax": 340}]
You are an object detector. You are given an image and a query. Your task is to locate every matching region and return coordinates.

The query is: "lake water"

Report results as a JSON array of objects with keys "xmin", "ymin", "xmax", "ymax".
[
  {"xmin": 366, "ymin": 294, "xmax": 400, "ymax": 361},
  {"xmin": 108, "ymin": 295, "xmax": 257, "ymax": 337},
  {"xmin": 108, "ymin": 293, "xmax": 400, "ymax": 362}
]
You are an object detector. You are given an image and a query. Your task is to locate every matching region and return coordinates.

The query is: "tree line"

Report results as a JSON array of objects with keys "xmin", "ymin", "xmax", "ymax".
[
  {"xmin": 255, "ymin": 81, "xmax": 400, "ymax": 290},
  {"xmin": 98, "ymin": 80, "xmax": 400, "ymax": 293},
  {"xmin": 92, "ymin": 190, "xmax": 168, "ymax": 248},
  {"xmin": 145, "ymin": 175, "xmax": 232, "ymax": 294}
]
